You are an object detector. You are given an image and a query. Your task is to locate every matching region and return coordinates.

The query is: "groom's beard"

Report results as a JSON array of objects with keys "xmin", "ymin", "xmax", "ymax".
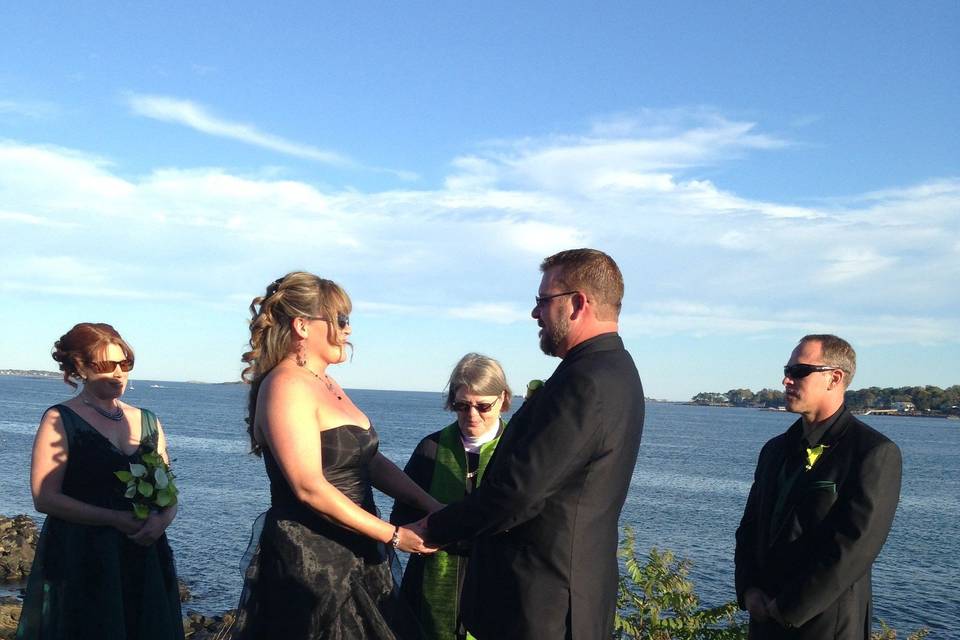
[{"xmin": 539, "ymin": 316, "xmax": 569, "ymax": 357}]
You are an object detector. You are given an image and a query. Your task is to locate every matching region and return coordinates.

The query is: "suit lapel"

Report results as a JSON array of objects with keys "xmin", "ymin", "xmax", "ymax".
[{"xmin": 768, "ymin": 408, "xmax": 853, "ymax": 544}]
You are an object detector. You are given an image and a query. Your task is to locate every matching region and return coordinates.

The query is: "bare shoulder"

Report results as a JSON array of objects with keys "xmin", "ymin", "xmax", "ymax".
[
  {"xmin": 258, "ymin": 367, "xmax": 324, "ymax": 436},
  {"xmin": 35, "ymin": 405, "xmax": 68, "ymax": 448},
  {"xmin": 260, "ymin": 366, "xmax": 315, "ymax": 405}
]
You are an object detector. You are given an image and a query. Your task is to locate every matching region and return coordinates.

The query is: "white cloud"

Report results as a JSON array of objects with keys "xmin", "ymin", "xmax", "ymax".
[
  {"xmin": 127, "ymin": 94, "xmax": 353, "ymax": 166},
  {"xmin": 1, "ymin": 108, "xmax": 957, "ymax": 349},
  {"xmin": 447, "ymin": 303, "xmax": 531, "ymax": 324},
  {"xmin": 0, "ymin": 99, "xmax": 58, "ymax": 119},
  {"xmin": 0, "ymin": 209, "xmax": 77, "ymax": 228}
]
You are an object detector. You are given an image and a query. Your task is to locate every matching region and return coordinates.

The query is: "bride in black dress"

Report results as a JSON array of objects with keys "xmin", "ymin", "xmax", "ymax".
[{"xmin": 232, "ymin": 272, "xmax": 440, "ymax": 639}]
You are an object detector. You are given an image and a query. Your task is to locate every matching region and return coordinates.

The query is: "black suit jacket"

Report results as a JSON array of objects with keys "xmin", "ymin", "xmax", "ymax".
[
  {"xmin": 734, "ymin": 406, "xmax": 902, "ymax": 639},
  {"xmin": 428, "ymin": 333, "xmax": 645, "ymax": 640}
]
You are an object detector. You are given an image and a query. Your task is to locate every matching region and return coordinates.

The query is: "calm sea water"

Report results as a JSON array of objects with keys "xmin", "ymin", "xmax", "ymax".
[{"xmin": 0, "ymin": 376, "xmax": 956, "ymax": 637}]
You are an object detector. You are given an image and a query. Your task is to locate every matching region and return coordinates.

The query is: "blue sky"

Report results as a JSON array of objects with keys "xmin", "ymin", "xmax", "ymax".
[{"xmin": 1, "ymin": 2, "xmax": 957, "ymax": 400}]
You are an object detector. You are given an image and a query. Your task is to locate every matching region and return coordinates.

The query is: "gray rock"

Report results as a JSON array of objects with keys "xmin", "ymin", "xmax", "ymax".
[{"xmin": 0, "ymin": 516, "xmax": 38, "ymax": 583}]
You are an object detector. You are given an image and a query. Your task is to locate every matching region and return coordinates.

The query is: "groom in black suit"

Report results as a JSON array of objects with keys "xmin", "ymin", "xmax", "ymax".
[
  {"xmin": 735, "ymin": 334, "xmax": 901, "ymax": 639},
  {"xmin": 419, "ymin": 249, "xmax": 645, "ymax": 639}
]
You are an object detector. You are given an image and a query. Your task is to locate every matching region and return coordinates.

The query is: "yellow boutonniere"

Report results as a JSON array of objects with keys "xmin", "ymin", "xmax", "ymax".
[
  {"xmin": 804, "ymin": 444, "xmax": 829, "ymax": 471},
  {"xmin": 525, "ymin": 379, "xmax": 544, "ymax": 400}
]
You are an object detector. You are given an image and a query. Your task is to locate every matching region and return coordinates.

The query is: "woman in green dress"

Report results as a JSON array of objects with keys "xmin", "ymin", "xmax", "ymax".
[
  {"xmin": 391, "ymin": 353, "xmax": 512, "ymax": 640},
  {"xmin": 16, "ymin": 323, "xmax": 183, "ymax": 640}
]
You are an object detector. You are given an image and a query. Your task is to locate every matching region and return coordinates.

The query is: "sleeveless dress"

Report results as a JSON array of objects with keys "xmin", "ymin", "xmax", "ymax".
[
  {"xmin": 231, "ymin": 425, "xmax": 416, "ymax": 640},
  {"xmin": 16, "ymin": 405, "xmax": 184, "ymax": 640}
]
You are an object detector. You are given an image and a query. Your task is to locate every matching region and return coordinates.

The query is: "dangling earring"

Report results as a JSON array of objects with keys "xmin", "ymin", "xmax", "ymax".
[{"xmin": 296, "ymin": 342, "xmax": 307, "ymax": 367}]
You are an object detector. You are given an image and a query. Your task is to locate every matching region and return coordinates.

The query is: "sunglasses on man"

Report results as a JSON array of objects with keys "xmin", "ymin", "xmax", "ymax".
[{"xmin": 783, "ymin": 363, "xmax": 839, "ymax": 379}]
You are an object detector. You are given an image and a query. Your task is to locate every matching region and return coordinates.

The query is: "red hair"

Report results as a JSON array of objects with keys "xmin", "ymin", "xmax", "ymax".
[{"xmin": 52, "ymin": 323, "xmax": 135, "ymax": 388}]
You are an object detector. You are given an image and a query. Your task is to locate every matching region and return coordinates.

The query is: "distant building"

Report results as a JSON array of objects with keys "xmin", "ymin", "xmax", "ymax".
[{"xmin": 891, "ymin": 401, "xmax": 915, "ymax": 412}]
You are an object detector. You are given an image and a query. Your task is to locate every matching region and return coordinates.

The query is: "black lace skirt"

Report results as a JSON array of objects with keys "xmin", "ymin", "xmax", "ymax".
[{"xmin": 229, "ymin": 511, "xmax": 420, "ymax": 640}]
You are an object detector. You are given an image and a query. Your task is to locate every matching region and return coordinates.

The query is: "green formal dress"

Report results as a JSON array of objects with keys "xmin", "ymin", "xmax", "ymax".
[{"xmin": 16, "ymin": 405, "xmax": 184, "ymax": 640}]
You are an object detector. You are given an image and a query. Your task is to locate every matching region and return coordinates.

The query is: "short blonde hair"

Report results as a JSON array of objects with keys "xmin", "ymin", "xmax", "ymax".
[{"xmin": 800, "ymin": 334, "xmax": 857, "ymax": 388}]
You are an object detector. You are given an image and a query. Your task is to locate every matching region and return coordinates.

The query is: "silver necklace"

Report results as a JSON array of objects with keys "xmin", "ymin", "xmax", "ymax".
[
  {"xmin": 81, "ymin": 395, "xmax": 124, "ymax": 421},
  {"xmin": 303, "ymin": 366, "xmax": 343, "ymax": 400}
]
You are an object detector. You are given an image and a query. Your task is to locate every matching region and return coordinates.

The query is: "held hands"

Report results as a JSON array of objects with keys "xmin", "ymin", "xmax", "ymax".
[
  {"xmin": 395, "ymin": 525, "xmax": 436, "ymax": 555},
  {"xmin": 127, "ymin": 511, "xmax": 171, "ymax": 547},
  {"xmin": 128, "ymin": 513, "xmax": 166, "ymax": 546},
  {"xmin": 743, "ymin": 587, "xmax": 773, "ymax": 622},
  {"xmin": 113, "ymin": 510, "xmax": 145, "ymax": 536},
  {"xmin": 394, "ymin": 516, "xmax": 439, "ymax": 555}
]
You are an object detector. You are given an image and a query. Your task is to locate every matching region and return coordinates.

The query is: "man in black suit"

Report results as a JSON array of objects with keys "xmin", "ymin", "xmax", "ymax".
[
  {"xmin": 735, "ymin": 334, "xmax": 902, "ymax": 639},
  {"xmin": 416, "ymin": 248, "xmax": 645, "ymax": 639}
]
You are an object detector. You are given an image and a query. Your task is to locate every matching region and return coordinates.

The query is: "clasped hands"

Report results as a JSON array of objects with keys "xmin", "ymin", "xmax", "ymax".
[
  {"xmin": 114, "ymin": 510, "xmax": 169, "ymax": 547},
  {"xmin": 743, "ymin": 587, "xmax": 784, "ymax": 626},
  {"xmin": 395, "ymin": 515, "xmax": 441, "ymax": 555}
]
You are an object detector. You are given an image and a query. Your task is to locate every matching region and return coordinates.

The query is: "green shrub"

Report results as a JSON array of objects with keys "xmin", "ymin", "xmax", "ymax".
[
  {"xmin": 613, "ymin": 528, "xmax": 930, "ymax": 640},
  {"xmin": 871, "ymin": 620, "xmax": 929, "ymax": 640},
  {"xmin": 614, "ymin": 527, "xmax": 746, "ymax": 639}
]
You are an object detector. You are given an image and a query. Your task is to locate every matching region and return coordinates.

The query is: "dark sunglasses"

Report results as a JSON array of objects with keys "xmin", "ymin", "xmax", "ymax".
[
  {"xmin": 87, "ymin": 359, "xmax": 134, "ymax": 374},
  {"xmin": 534, "ymin": 290, "xmax": 579, "ymax": 307},
  {"xmin": 451, "ymin": 398, "xmax": 500, "ymax": 414},
  {"xmin": 783, "ymin": 363, "xmax": 838, "ymax": 379},
  {"xmin": 309, "ymin": 313, "xmax": 350, "ymax": 330}
]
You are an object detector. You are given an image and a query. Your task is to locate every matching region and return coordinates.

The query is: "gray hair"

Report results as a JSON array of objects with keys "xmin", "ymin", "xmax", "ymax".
[{"xmin": 444, "ymin": 353, "xmax": 512, "ymax": 412}]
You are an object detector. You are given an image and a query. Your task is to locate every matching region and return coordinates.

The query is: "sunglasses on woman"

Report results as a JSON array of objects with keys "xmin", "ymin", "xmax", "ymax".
[
  {"xmin": 308, "ymin": 313, "xmax": 350, "ymax": 330},
  {"xmin": 87, "ymin": 359, "xmax": 134, "ymax": 374},
  {"xmin": 451, "ymin": 398, "xmax": 500, "ymax": 414},
  {"xmin": 783, "ymin": 363, "xmax": 838, "ymax": 379}
]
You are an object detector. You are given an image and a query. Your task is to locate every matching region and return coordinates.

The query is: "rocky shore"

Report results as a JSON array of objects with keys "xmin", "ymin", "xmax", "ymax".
[{"xmin": 0, "ymin": 515, "xmax": 234, "ymax": 639}]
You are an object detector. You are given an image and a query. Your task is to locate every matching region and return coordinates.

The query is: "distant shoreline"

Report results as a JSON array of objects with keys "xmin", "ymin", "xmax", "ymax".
[
  {"xmin": 683, "ymin": 401, "xmax": 959, "ymax": 420},
  {"xmin": 0, "ymin": 369, "xmax": 60, "ymax": 379},
  {"xmin": 0, "ymin": 370, "xmax": 243, "ymax": 385}
]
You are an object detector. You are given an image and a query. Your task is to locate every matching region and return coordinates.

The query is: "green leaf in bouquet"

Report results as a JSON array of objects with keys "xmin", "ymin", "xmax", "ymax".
[
  {"xmin": 137, "ymin": 480, "xmax": 155, "ymax": 497},
  {"xmin": 114, "ymin": 470, "xmax": 133, "ymax": 482},
  {"xmin": 129, "ymin": 463, "xmax": 147, "ymax": 478},
  {"xmin": 154, "ymin": 467, "xmax": 169, "ymax": 489},
  {"xmin": 155, "ymin": 488, "xmax": 174, "ymax": 507},
  {"xmin": 142, "ymin": 451, "xmax": 163, "ymax": 466},
  {"xmin": 124, "ymin": 484, "xmax": 137, "ymax": 499},
  {"xmin": 133, "ymin": 503, "xmax": 150, "ymax": 520}
]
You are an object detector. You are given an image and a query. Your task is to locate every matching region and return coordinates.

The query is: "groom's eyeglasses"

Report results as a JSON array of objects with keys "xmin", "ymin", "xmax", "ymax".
[
  {"xmin": 451, "ymin": 399, "xmax": 500, "ymax": 414},
  {"xmin": 534, "ymin": 291, "xmax": 579, "ymax": 307},
  {"xmin": 783, "ymin": 363, "xmax": 838, "ymax": 379},
  {"xmin": 87, "ymin": 359, "xmax": 134, "ymax": 373}
]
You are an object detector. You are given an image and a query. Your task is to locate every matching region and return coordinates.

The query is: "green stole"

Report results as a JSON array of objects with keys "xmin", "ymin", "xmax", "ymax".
[{"xmin": 421, "ymin": 420, "xmax": 503, "ymax": 640}]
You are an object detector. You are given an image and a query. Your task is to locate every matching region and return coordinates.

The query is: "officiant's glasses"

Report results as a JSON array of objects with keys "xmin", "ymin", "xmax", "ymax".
[
  {"xmin": 783, "ymin": 363, "xmax": 838, "ymax": 379},
  {"xmin": 452, "ymin": 398, "xmax": 500, "ymax": 414}
]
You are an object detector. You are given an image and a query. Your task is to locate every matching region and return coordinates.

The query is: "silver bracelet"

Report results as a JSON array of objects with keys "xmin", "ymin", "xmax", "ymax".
[{"xmin": 390, "ymin": 525, "xmax": 400, "ymax": 549}]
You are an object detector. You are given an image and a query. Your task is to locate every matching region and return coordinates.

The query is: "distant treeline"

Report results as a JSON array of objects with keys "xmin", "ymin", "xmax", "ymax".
[{"xmin": 691, "ymin": 385, "xmax": 960, "ymax": 415}]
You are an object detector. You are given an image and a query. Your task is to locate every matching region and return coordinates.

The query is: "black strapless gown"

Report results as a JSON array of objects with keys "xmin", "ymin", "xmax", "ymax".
[{"xmin": 231, "ymin": 425, "xmax": 415, "ymax": 640}]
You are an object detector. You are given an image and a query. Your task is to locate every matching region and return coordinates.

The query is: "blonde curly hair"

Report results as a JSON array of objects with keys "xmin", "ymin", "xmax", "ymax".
[{"xmin": 241, "ymin": 271, "xmax": 351, "ymax": 455}]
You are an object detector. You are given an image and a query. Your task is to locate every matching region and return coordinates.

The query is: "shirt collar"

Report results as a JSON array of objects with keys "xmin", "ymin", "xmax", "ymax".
[{"xmin": 801, "ymin": 405, "xmax": 845, "ymax": 450}]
